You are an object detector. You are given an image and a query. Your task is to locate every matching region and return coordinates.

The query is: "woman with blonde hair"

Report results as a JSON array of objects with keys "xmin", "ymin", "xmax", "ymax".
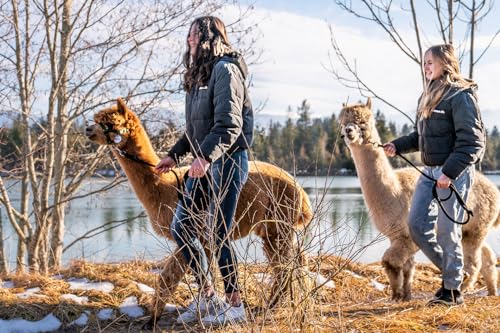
[{"xmin": 383, "ymin": 44, "xmax": 485, "ymax": 305}]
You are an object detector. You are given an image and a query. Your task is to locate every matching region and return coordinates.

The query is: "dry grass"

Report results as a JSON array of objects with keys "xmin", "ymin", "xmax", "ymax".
[{"xmin": 0, "ymin": 256, "xmax": 499, "ymax": 332}]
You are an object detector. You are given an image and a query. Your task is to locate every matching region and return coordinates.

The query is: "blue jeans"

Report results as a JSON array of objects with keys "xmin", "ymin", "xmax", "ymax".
[
  {"xmin": 408, "ymin": 165, "xmax": 474, "ymax": 290},
  {"xmin": 171, "ymin": 150, "xmax": 249, "ymax": 294}
]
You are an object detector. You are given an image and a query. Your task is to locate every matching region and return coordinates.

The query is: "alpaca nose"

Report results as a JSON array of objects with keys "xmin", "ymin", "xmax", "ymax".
[
  {"xmin": 345, "ymin": 127, "xmax": 353, "ymax": 134},
  {"xmin": 85, "ymin": 126, "xmax": 94, "ymax": 136}
]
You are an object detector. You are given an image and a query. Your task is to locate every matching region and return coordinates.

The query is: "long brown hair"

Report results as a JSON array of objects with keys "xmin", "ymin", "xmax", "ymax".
[
  {"xmin": 419, "ymin": 44, "xmax": 477, "ymax": 118},
  {"xmin": 183, "ymin": 16, "xmax": 237, "ymax": 92}
]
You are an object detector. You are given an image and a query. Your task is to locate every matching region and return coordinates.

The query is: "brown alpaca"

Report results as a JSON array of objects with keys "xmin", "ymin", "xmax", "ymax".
[
  {"xmin": 85, "ymin": 98, "xmax": 313, "ymax": 324},
  {"xmin": 339, "ymin": 98, "xmax": 499, "ymax": 300}
]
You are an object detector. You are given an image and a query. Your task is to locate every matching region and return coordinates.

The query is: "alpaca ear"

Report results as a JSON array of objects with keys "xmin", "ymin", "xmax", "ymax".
[
  {"xmin": 366, "ymin": 97, "xmax": 372, "ymax": 109},
  {"xmin": 116, "ymin": 98, "xmax": 128, "ymax": 115}
]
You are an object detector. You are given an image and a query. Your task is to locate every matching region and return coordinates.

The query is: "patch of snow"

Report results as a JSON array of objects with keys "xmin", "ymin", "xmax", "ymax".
[
  {"xmin": 164, "ymin": 303, "xmax": 179, "ymax": 312},
  {"xmin": 0, "ymin": 313, "xmax": 61, "ymax": 333},
  {"xmin": 97, "ymin": 309, "xmax": 115, "ymax": 321},
  {"xmin": 16, "ymin": 288, "xmax": 47, "ymax": 299},
  {"xmin": 148, "ymin": 268, "xmax": 162, "ymax": 274},
  {"xmin": 1, "ymin": 280, "xmax": 14, "ymax": 289},
  {"xmin": 346, "ymin": 270, "xmax": 363, "ymax": 279},
  {"xmin": 119, "ymin": 296, "xmax": 144, "ymax": 318},
  {"xmin": 60, "ymin": 294, "xmax": 88, "ymax": 304},
  {"xmin": 370, "ymin": 280, "xmax": 386, "ymax": 291},
  {"xmin": 135, "ymin": 282, "xmax": 154, "ymax": 294},
  {"xmin": 68, "ymin": 278, "xmax": 114, "ymax": 293},
  {"xmin": 70, "ymin": 312, "xmax": 89, "ymax": 327},
  {"xmin": 51, "ymin": 274, "xmax": 64, "ymax": 280},
  {"xmin": 308, "ymin": 272, "xmax": 335, "ymax": 289},
  {"xmin": 253, "ymin": 273, "xmax": 273, "ymax": 285},
  {"xmin": 476, "ymin": 290, "xmax": 489, "ymax": 297}
]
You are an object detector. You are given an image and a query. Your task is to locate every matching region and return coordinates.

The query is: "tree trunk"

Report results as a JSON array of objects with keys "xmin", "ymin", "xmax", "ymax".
[
  {"xmin": 469, "ymin": 0, "xmax": 476, "ymax": 79},
  {"xmin": 50, "ymin": 0, "xmax": 73, "ymax": 270},
  {"xmin": 448, "ymin": 0, "xmax": 453, "ymax": 44},
  {"xmin": 16, "ymin": 168, "xmax": 30, "ymax": 273},
  {"xmin": 15, "ymin": 225, "xmax": 27, "ymax": 273},
  {"xmin": 0, "ymin": 209, "xmax": 7, "ymax": 273}
]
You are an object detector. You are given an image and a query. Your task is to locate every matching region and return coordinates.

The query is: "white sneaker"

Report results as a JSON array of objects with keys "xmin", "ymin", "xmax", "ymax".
[
  {"xmin": 201, "ymin": 303, "xmax": 247, "ymax": 326},
  {"xmin": 176, "ymin": 294, "xmax": 227, "ymax": 324}
]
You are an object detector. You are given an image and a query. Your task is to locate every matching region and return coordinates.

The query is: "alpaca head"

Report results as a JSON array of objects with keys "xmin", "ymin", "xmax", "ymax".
[
  {"xmin": 338, "ymin": 97, "xmax": 376, "ymax": 147},
  {"xmin": 86, "ymin": 98, "xmax": 140, "ymax": 147}
]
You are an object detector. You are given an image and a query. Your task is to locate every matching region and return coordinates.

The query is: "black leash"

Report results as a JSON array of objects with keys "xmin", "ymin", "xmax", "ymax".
[
  {"xmin": 371, "ymin": 141, "xmax": 473, "ymax": 225},
  {"xmin": 111, "ymin": 146, "xmax": 184, "ymax": 201}
]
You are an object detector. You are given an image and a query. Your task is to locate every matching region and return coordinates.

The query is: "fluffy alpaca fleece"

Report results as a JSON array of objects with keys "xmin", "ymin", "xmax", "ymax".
[
  {"xmin": 86, "ymin": 98, "xmax": 313, "ymax": 324},
  {"xmin": 339, "ymin": 98, "xmax": 500, "ymax": 301}
]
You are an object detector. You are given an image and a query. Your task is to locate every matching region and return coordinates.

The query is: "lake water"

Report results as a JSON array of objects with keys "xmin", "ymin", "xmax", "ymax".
[{"xmin": 1, "ymin": 175, "xmax": 500, "ymax": 268}]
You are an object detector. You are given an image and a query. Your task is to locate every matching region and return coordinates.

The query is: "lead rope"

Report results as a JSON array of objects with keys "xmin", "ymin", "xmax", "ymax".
[
  {"xmin": 110, "ymin": 146, "xmax": 184, "ymax": 201},
  {"xmin": 370, "ymin": 141, "xmax": 473, "ymax": 225}
]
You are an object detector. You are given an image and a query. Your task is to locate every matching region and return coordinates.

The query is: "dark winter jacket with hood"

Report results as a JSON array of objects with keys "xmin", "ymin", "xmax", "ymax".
[
  {"xmin": 392, "ymin": 86, "xmax": 485, "ymax": 179},
  {"xmin": 168, "ymin": 54, "xmax": 254, "ymax": 162}
]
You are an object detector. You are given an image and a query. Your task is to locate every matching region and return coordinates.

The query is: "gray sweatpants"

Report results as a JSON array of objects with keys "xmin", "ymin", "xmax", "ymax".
[{"xmin": 408, "ymin": 165, "xmax": 474, "ymax": 290}]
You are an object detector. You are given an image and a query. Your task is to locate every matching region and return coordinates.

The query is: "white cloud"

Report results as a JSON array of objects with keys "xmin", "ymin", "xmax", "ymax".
[
  {"xmin": 221, "ymin": 6, "xmax": 420, "ymax": 126},
  {"xmin": 220, "ymin": 5, "xmax": 500, "ymax": 128}
]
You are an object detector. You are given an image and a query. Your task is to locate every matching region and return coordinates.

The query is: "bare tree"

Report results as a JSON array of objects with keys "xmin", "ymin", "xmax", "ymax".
[
  {"xmin": 330, "ymin": 0, "xmax": 499, "ymax": 112},
  {"xmin": 0, "ymin": 0, "xmax": 257, "ymax": 274}
]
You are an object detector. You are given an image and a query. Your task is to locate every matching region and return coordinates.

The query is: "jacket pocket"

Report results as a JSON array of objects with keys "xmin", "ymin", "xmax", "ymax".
[{"xmin": 427, "ymin": 112, "xmax": 451, "ymax": 136}]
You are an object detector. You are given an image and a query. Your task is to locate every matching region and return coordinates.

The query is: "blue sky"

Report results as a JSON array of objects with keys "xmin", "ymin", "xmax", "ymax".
[{"xmin": 229, "ymin": 0, "xmax": 500, "ymax": 129}]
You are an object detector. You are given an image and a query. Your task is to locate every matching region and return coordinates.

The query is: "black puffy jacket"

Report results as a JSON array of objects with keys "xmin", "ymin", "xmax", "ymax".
[
  {"xmin": 392, "ymin": 87, "xmax": 485, "ymax": 179},
  {"xmin": 168, "ymin": 54, "xmax": 254, "ymax": 162}
]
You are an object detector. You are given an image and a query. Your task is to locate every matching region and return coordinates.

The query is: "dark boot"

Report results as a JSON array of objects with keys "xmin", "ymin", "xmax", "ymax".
[
  {"xmin": 433, "ymin": 281, "xmax": 445, "ymax": 299},
  {"xmin": 427, "ymin": 288, "xmax": 464, "ymax": 306}
]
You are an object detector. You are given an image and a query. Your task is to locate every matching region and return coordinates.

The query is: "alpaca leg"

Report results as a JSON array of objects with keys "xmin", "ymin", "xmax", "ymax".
[
  {"xmin": 382, "ymin": 242, "xmax": 414, "ymax": 301},
  {"xmin": 382, "ymin": 259, "xmax": 404, "ymax": 301},
  {"xmin": 262, "ymin": 224, "xmax": 296, "ymax": 307},
  {"xmin": 461, "ymin": 237, "xmax": 482, "ymax": 293},
  {"xmin": 480, "ymin": 243, "xmax": 498, "ymax": 296},
  {"xmin": 144, "ymin": 249, "xmax": 187, "ymax": 329},
  {"xmin": 401, "ymin": 256, "xmax": 415, "ymax": 301}
]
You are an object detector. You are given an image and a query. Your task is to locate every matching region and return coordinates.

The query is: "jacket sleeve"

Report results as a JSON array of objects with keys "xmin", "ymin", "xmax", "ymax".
[
  {"xmin": 199, "ymin": 62, "xmax": 244, "ymax": 162},
  {"xmin": 392, "ymin": 131, "xmax": 419, "ymax": 154},
  {"xmin": 167, "ymin": 132, "xmax": 190, "ymax": 162},
  {"xmin": 442, "ymin": 91, "xmax": 485, "ymax": 179},
  {"xmin": 392, "ymin": 114, "xmax": 419, "ymax": 154}
]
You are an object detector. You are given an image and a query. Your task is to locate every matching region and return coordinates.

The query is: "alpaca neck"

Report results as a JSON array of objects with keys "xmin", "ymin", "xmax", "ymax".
[
  {"xmin": 113, "ymin": 127, "xmax": 178, "ymax": 213},
  {"xmin": 349, "ymin": 142, "xmax": 402, "ymax": 230}
]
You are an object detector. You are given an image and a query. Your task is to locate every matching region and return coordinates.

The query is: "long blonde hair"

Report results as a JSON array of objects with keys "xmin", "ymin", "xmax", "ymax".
[{"xmin": 419, "ymin": 44, "xmax": 477, "ymax": 118}]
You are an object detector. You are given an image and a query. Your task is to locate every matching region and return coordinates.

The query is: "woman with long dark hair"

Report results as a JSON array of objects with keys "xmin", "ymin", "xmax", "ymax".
[{"xmin": 156, "ymin": 16, "xmax": 253, "ymax": 325}]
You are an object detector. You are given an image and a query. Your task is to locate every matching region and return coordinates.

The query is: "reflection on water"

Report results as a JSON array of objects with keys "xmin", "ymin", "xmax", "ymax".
[
  {"xmin": 1, "ymin": 175, "xmax": 500, "ymax": 266},
  {"xmin": 301, "ymin": 181, "xmax": 385, "ymax": 263}
]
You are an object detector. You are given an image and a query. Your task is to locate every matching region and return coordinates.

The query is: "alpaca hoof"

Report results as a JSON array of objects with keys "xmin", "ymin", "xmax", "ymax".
[
  {"xmin": 391, "ymin": 292, "xmax": 404, "ymax": 301},
  {"xmin": 142, "ymin": 317, "xmax": 157, "ymax": 330},
  {"xmin": 487, "ymin": 289, "xmax": 498, "ymax": 296}
]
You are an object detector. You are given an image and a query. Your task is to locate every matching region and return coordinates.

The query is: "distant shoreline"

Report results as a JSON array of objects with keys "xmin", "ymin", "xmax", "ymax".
[{"xmin": 89, "ymin": 168, "xmax": 500, "ymax": 178}]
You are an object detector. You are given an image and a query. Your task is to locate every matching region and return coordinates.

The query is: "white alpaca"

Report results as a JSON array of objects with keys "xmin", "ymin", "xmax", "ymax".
[{"xmin": 339, "ymin": 98, "xmax": 499, "ymax": 300}]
